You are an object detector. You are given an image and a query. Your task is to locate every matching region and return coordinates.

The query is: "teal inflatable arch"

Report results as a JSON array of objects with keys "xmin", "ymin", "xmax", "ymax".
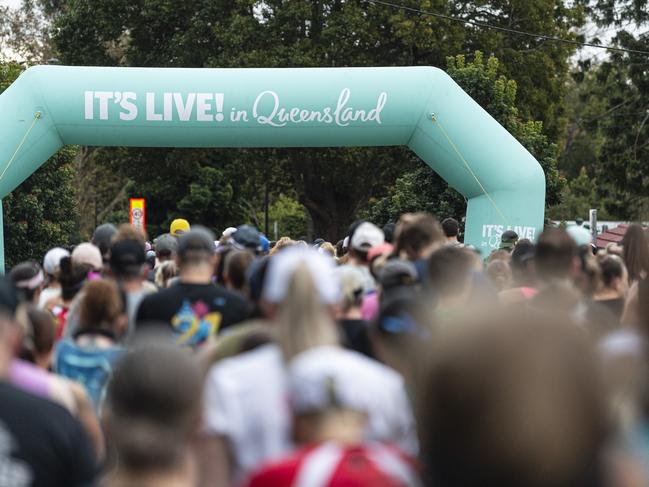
[{"xmin": 0, "ymin": 65, "xmax": 545, "ymax": 268}]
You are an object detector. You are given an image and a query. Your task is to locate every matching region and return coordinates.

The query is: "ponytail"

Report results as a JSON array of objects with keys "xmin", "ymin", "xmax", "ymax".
[{"xmin": 275, "ymin": 262, "xmax": 338, "ymax": 361}]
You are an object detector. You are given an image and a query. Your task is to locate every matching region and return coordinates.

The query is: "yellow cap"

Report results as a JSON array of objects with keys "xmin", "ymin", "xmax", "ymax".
[{"xmin": 170, "ymin": 218, "xmax": 190, "ymax": 236}]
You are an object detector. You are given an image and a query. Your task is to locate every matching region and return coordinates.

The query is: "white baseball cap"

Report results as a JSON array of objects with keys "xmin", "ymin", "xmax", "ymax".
[
  {"xmin": 263, "ymin": 247, "xmax": 341, "ymax": 305},
  {"xmin": 71, "ymin": 242, "xmax": 103, "ymax": 271},
  {"xmin": 351, "ymin": 222, "xmax": 385, "ymax": 251},
  {"xmin": 43, "ymin": 247, "xmax": 70, "ymax": 275},
  {"xmin": 289, "ymin": 346, "xmax": 373, "ymax": 414}
]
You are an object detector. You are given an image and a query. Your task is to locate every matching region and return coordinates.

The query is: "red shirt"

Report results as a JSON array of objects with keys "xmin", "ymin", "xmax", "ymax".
[{"xmin": 245, "ymin": 442, "xmax": 420, "ymax": 487}]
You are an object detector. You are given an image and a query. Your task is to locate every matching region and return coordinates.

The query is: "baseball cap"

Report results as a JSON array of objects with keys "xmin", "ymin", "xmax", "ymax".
[
  {"xmin": 177, "ymin": 226, "xmax": 216, "ymax": 257},
  {"xmin": 72, "ymin": 243, "xmax": 103, "ymax": 271},
  {"xmin": 288, "ymin": 347, "xmax": 370, "ymax": 414},
  {"xmin": 351, "ymin": 222, "xmax": 384, "ymax": 251},
  {"xmin": 222, "ymin": 227, "xmax": 237, "ymax": 238},
  {"xmin": 154, "ymin": 233, "xmax": 178, "ymax": 257},
  {"xmin": 263, "ymin": 247, "xmax": 341, "ymax": 305},
  {"xmin": 43, "ymin": 247, "xmax": 70, "ymax": 275},
  {"xmin": 170, "ymin": 218, "xmax": 190, "ymax": 236},
  {"xmin": 92, "ymin": 223, "xmax": 117, "ymax": 256},
  {"xmin": 499, "ymin": 230, "xmax": 519, "ymax": 250},
  {"xmin": 259, "ymin": 235, "xmax": 270, "ymax": 254},
  {"xmin": 379, "ymin": 259, "xmax": 418, "ymax": 289},
  {"xmin": 110, "ymin": 239, "xmax": 146, "ymax": 275},
  {"xmin": 232, "ymin": 225, "xmax": 261, "ymax": 251}
]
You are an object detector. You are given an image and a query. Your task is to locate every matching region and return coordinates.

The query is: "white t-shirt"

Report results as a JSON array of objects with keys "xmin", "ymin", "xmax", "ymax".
[
  {"xmin": 202, "ymin": 344, "xmax": 417, "ymax": 480},
  {"xmin": 203, "ymin": 344, "xmax": 291, "ymax": 481}
]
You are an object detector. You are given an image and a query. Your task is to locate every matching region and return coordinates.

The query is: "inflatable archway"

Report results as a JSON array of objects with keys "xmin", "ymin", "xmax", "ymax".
[{"xmin": 0, "ymin": 65, "xmax": 545, "ymax": 268}]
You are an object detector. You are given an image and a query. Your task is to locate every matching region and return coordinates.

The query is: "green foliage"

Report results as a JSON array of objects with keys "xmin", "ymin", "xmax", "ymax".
[
  {"xmin": 0, "ymin": 61, "xmax": 79, "ymax": 268},
  {"xmin": 262, "ymin": 193, "xmax": 309, "ymax": 240},
  {"xmin": 2, "ymin": 147, "xmax": 79, "ymax": 268},
  {"xmin": 368, "ymin": 51, "xmax": 564, "ymax": 224},
  {"xmin": 44, "ymin": 0, "xmax": 583, "ymax": 240}
]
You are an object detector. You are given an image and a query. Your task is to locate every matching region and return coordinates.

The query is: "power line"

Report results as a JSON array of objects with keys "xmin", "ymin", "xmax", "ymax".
[{"xmin": 366, "ymin": 0, "xmax": 649, "ymax": 56}]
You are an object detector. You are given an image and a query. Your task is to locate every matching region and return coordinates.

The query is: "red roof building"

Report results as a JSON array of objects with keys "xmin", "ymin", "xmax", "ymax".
[{"xmin": 596, "ymin": 224, "xmax": 628, "ymax": 249}]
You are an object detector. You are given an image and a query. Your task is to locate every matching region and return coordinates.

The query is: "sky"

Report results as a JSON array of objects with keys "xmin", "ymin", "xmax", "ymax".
[{"xmin": 0, "ymin": 0, "xmax": 22, "ymax": 8}]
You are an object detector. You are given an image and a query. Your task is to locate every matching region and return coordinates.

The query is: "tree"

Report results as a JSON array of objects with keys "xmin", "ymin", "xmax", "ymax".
[
  {"xmin": 41, "ymin": 0, "xmax": 583, "ymax": 239},
  {"xmin": 366, "ymin": 52, "xmax": 564, "ymax": 225},
  {"xmin": 1, "ymin": 61, "xmax": 80, "ymax": 268}
]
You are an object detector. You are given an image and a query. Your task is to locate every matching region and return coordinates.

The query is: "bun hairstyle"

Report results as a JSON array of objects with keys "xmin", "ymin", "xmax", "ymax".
[{"xmin": 59, "ymin": 256, "xmax": 89, "ymax": 301}]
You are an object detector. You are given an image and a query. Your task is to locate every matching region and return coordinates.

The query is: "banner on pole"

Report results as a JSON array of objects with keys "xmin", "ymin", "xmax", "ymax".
[{"xmin": 129, "ymin": 198, "xmax": 146, "ymax": 234}]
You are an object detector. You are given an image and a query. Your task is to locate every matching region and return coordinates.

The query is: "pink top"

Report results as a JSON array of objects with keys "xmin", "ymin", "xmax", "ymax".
[
  {"xmin": 361, "ymin": 292, "xmax": 379, "ymax": 321},
  {"xmin": 8, "ymin": 359, "xmax": 51, "ymax": 399}
]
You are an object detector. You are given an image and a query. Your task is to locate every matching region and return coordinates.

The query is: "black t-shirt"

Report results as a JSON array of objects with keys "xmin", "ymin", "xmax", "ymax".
[
  {"xmin": 135, "ymin": 282, "xmax": 250, "ymax": 346},
  {"xmin": 0, "ymin": 381, "xmax": 97, "ymax": 487},
  {"xmin": 338, "ymin": 319, "xmax": 375, "ymax": 359}
]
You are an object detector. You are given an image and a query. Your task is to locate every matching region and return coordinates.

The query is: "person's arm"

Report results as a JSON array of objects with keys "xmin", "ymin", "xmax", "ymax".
[
  {"xmin": 67, "ymin": 380, "xmax": 105, "ymax": 462},
  {"xmin": 194, "ymin": 434, "xmax": 232, "ymax": 487}
]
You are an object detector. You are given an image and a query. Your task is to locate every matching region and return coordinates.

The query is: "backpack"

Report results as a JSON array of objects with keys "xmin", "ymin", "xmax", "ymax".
[{"xmin": 55, "ymin": 340, "xmax": 123, "ymax": 412}]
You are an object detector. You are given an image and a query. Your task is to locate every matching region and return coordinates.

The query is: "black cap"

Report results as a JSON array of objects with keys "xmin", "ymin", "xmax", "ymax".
[
  {"xmin": 178, "ymin": 226, "xmax": 216, "ymax": 257},
  {"xmin": 110, "ymin": 239, "xmax": 146, "ymax": 275},
  {"xmin": 92, "ymin": 223, "xmax": 118, "ymax": 256},
  {"xmin": 232, "ymin": 225, "xmax": 261, "ymax": 251}
]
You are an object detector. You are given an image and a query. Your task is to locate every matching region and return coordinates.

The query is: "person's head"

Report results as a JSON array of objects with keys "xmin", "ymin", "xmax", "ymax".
[
  {"xmin": 289, "ymin": 349, "xmax": 369, "ymax": 445},
  {"xmin": 10, "ymin": 261, "xmax": 44, "ymax": 305},
  {"xmin": 441, "ymin": 218, "xmax": 460, "ymax": 240},
  {"xmin": 596, "ymin": 254, "xmax": 628, "ymax": 297},
  {"xmin": 534, "ymin": 228, "xmax": 579, "ymax": 283},
  {"xmin": 20, "ymin": 307, "xmax": 56, "ymax": 370},
  {"xmin": 103, "ymin": 341, "xmax": 203, "ymax": 475},
  {"xmin": 334, "ymin": 266, "xmax": 365, "ymax": 318},
  {"xmin": 318, "ymin": 242, "xmax": 336, "ymax": 258},
  {"xmin": 224, "ymin": 250, "xmax": 254, "ymax": 293},
  {"xmin": 382, "ymin": 222, "xmax": 396, "ymax": 244},
  {"xmin": 176, "ymin": 227, "xmax": 217, "ymax": 281},
  {"xmin": 419, "ymin": 307, "xmax": 607, "ymax": 487},
  {"xmin": 154, "ymin": 233, "xmax": 178, "ymax": 263},
  {"xmin": 92, "ymin": 223, "xmax": 118, "ymax": 263},
  {"xmin": 72, "ymin": 242, "xmax": 103, "ymax": 272},
  {"xmin": 154, "ymin": 260, "xmax": 178, "ymax": 289},
  {"xmin": 112, "ymin": 224, "xmax": 147, "ymax": 248},
  {"xmin": 510, "ymin": 239, "xmax": 535, "ymax": 287},
  {"xmin": 232, "ymin": 225, "xmax": 261, "ymax": 254},
  {"xmin": 110, "ymin": 239, "xmax": 147, "ymax": 282},
  {"xmin": 42, "ymin": 247, "xmax": 70, "ymax": 283},
  {"xmin": 621, "ymin": 223, "xmax": 649, "ymax": 283},
  {"xmin": 262, "ymin": 247, "xmax": 340, "ymax": 361},
  {"xmin": 427, "ymin": 246, "xmax": 480, "ymax": 309},
  {"xmin": 269, "ymin": 236, "xmax": 297, "ymax": 256},
  {"xmin": 499, "ymin": 230, "xmax": 519, "ymax": 252},
  {"xmin": 78, "ymin": 279, "xmax": 127, "ymax": 336},
  {"xmin": 373, "ymin": 292, "xmax": 424, "ymax": 379},
  {"xmin": 0, "ymin": 277, "xmax": 19, "ymax": 374},
  {"xmin": 170, "ymin": 218, "xmax": 190, "ymax": 237},
  {"xmin": 349, "ymin": 222, "xmax": 384, "ymax": 265},
  {"xmin": 394, "ymin": 213, "xmax": 444, "ymax": 261},
  {"xmin": 486, "ymin": 259, "xmax": 512, "ymax": 292},
  {"xmin": 59, "ymin": 256, "xmax": 91, "ymax": 302}
]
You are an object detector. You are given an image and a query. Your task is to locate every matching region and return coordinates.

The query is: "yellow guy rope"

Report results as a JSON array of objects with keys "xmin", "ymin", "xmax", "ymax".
[
  {"xmin": 431, "ymin": 114, "xmax": 510, "ymax": 226},
  {"xmin": 0, "ymin": 111, "xmax": 42, "ymax": 183}
]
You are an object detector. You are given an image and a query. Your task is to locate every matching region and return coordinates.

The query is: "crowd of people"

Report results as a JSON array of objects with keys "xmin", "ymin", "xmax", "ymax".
[{"xmin": 0, "ymin": 212, "xmax": 648, "ymax": 487}]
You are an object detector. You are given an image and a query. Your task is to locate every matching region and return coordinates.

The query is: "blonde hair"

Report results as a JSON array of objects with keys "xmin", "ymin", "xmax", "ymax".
[
  {"xmin": 270, "ymin": 237, "xmax": 297, "ymax": 256},
  {"xmin": 154, "ymin": 261, "xmax": 178, "ymax": 289},
  {"xmin": 274, "ymin": 262, "xmax": 338, "ymax": 361}
]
